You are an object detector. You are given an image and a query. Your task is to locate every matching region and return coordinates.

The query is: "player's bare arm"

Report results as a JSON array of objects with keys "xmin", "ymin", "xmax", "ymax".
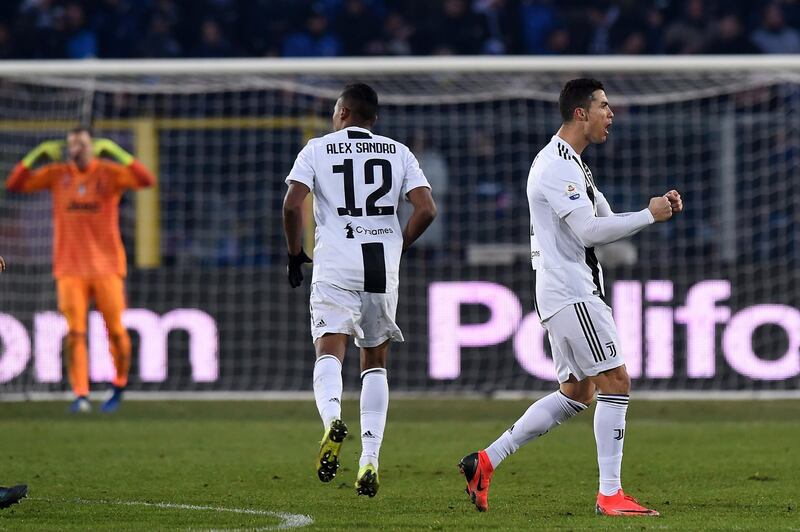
[
  {"xmin": 282, "ymin": 181, "xmax": 309, "ymax": 255},
  {"xmin": 402, "ymin": 187, "xmax": 437, "ymax": 251},
  {"xmin": 0, "ymin": 255, "xmax": 5, "ymax": 272},
  {"xmin": 282, "ymin": 181, "xmax": 312, "ymax": 287}
]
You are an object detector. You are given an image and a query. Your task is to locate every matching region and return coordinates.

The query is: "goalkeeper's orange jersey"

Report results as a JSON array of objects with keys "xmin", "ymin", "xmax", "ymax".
[{"xmin": 6, "ymin": 158, "xmax": 156, "ymax": 279}]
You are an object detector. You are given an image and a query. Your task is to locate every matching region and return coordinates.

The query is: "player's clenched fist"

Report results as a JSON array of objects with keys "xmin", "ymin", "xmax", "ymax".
[
  {"xmin": 648, "ymin": 196, "xmax": 672, "ymax": 222},
  {"xmin": 664, "ymin": 189, "xmax": 683, "ymax": 213}
]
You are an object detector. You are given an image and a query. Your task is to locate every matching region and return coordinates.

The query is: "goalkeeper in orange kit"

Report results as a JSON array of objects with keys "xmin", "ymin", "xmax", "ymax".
[{"xmin": 5, "ymin": 126, "xmax": 156, "ymax": 413}]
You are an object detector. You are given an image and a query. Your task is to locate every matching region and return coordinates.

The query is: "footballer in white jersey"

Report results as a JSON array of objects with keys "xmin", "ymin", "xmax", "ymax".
[
  {"xmin": 283, "ymin": 83, "xmax": 436, "ymax": 498},
  {"xmin": 460, "ymin": 78, "xmax": 682, "ymax": 517},
  {"xmin": 527, "ymin": 135, "xmax": 616, "ymax": 321},
  {"xmin": 286, "ymin": 125, "xmax": 430, "ymax": 294}
]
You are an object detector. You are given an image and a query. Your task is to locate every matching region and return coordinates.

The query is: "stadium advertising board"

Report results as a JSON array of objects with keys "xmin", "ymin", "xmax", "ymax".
[
  {"xmin": 1, "ymin": 272, "xmax": 798, "ymax": 390},
  {"xmin": 429, "ymin": 279, "xmax": 800, "ymax": 382}
]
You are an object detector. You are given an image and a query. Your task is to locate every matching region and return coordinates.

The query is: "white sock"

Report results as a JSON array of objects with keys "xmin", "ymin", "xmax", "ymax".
[
  {"xmin": 313, "ymin": 355, "xmax": 342, "ymax": 429},
  {"xmin": 594, "ymin": 394, "xmax": 629, "ymax": 496},
  {"xmin": 485, "ymin": 391, "xmax": 587, "ymax": 469},
  {"xmin": 359, "ymin": 367, "xmax": 388, "ymax": 469}
]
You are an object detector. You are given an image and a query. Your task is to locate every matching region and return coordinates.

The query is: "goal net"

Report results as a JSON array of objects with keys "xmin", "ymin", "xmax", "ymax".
[{"xmin": 0, "ymin": 57, "xmax": 798, "ymax": 395}]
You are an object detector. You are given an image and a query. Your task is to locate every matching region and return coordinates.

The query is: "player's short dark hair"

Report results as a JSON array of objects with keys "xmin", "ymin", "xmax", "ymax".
[
  {"xmin": 68, "ymin": 125, "xmax": 93, "ymax": 137},
  {"xmin": 559, "ymin": 78, "xmax": 605, "ymax": 122},
  {"xmin": 340, "ymin": 83, "xmax": 378, "ymax": 122}
]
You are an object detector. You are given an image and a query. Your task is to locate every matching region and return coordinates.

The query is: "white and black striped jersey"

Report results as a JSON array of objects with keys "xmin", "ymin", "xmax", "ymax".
[
  {"xmin": 286, "ymin": 126, "xmax": 430, "ymax": 293},
  {"xmin": 527, "ymin": 136, "xmax": 609, "ymax": 320}
]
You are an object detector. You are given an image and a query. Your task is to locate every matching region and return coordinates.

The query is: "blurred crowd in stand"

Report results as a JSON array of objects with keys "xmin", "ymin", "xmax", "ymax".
[{"xmin": 0, "ymin": 0, "xmax": 797, "ymax": 60}]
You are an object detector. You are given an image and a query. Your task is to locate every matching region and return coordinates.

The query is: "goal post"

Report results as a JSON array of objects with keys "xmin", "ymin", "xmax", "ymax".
[{"xmin": 0, "ymin": 56, "xmax": 799, "ymax": 396}]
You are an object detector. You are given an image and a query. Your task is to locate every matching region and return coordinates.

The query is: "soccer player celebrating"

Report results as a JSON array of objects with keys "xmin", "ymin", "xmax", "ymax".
[
  {"xmin": 6, "ymin": 127, "xmax": 156, "ymax": 414},
  {"xmin": 283, "ymin": 83, "xmax": 436, "ymax": 497},
  {"xmin": 459, "ymin": 78, "xmax": 682, "ymax": 515}
]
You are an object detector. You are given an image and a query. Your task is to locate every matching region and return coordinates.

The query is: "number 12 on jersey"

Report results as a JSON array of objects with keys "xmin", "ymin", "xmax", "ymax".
[{"xmin": 334, "ymin": 158, "xmax": 394, "ymax": 217}]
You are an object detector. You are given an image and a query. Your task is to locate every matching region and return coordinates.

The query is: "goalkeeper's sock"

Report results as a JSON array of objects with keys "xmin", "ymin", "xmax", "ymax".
[
  {"xmin": 594, "ymin": 394, "xmax": 629, "ymax": 496},
  {"xmin": 485, "ymin": 391, "xmax": 587, "ymax": 469},
  {"xmin": 359, "ymin": 368, "xmax": 388, "ymax": 469},
  {"xmin": 313, "ymin": 355, "xmax": 343, "ymax": 429}
]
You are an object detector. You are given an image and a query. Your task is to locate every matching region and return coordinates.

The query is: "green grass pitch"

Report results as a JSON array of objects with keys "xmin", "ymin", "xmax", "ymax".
[{"xmin": 0, "ymin": 399, "xmax": 798, "ymax": 530}]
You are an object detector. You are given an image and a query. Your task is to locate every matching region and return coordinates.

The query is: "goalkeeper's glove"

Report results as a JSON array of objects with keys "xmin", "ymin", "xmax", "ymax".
[
  {"xmin": 22, "ymin": 140, "xmax": 63, "ymax": 168},
  {"xmin": 287, "ymin": 249, "xmax": 312, "ymax": 288},
  {"xmin": 93, "ymin": 138, "xmax": 134, "ymax": 166}
]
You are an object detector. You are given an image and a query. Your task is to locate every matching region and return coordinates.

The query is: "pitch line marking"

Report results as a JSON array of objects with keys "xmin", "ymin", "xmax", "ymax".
[{"xmin": 32, "ymin": 497, "xmax": 313, "ymax": 530}]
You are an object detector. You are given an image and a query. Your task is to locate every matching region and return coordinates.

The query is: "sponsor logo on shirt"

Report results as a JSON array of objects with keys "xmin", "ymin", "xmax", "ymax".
[
  {"xmin": 67, "ymin": 201, "xmax": 100, "ymax": 212},
  {"xmin": 344, "ymin": 222, "xmax": 394, "ymax": 238}
]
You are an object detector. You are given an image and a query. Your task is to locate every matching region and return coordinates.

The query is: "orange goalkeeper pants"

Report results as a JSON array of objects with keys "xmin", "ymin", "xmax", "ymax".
[{"xmin": 57, "ymin": 275, "xmax": 131, "ymax": 397}]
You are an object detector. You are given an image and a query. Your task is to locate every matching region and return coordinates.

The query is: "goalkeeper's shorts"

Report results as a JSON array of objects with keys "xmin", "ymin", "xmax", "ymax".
[
  {"xmin": 57, "ymin": 275, "xmax": 127, "ymax": 335},
  {"xmin": 542, "ymin": 297, "xmax": 625, "ymax": 383},
  {"xmin": 309, "ymin": 281, "xmax": 404, "ymax": 348}
]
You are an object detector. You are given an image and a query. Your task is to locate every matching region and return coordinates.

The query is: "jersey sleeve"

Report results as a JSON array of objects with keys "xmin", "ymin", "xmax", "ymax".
[
  {"xmin": 401, "ymin": 149, "xmax": 431, "ymax": 197},
  {"xmin": 594, "ymin": 188, "xmax": 614, "ymax": 217},
  {"xmin": 566, "ymin": 204, "xmax": 654, "ymax": 247},
  {"xmin": 112, "ymin": 160, "xmax": 157, "ymax": 191},
  {"xmin": 539, "ymin": 159, "xmax": 592, "ymax": 219},
  {"xmin": 285, "ymin": 140, "xmax": 316, "ymax": 191},
  {"xmin": 6, "ymin": 163, "xmax": 60, "ymax": 193}
]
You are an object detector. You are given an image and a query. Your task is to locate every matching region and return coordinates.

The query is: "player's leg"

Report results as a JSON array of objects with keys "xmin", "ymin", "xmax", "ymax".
[
  {"xmin": 569, "ymin": 299, "xmax": 658, "ymax": 516},
  {"xmin": 92, "ymin": 275, "xmax": 131, "ymax": 413},
  {"xmin": 461, "ymin": 311, "xmax": 591, "ymax": 512},
  {"xmin": 352, "ymin": 340, "xmax": 390, "ymax": 497},
  {"xmin": 352, "ymin": 289, "xmax": 403, "ymax": 497},
  {"xmin": 313, "ymin": 333, "xmax": 348, "ymax": 428},
  {"xmin": 358, "ymin": 338, "xmax": 391, "ymax": 472},
  {"xmin": 590, "ymin": 365, "xmax": 630, "ymax": 500},
  {"xmin": 309, "ymin": 282, "xmax": 359, "ymax": 482},
  {"xmin": 313, "ymin": 333, "xmax": 350, "ymax": 483},
  {"xmin": 591, "ymin": 365, "xmax": 656, "ymax": 516},
  {"xmin": 484, "ymin": 350, "xmax": 593, "ymax": 470},
  {"xmin": 57, "ymin": 277, "xmax": 91, "ymax": 413}
]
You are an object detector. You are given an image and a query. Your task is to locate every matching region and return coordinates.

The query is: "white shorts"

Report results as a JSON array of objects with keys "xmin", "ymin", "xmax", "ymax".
[
  {"xmin": 542, "ymin": 298, "xmax": 625, "ymax": 383},
  {"xmin": 309, "ymin": 281, "xmax": 404, "ymax": 348}
]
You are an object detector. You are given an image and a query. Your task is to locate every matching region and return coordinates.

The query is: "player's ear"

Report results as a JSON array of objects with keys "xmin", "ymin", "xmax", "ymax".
[{"xmin": 574, "ymin": 107, "xmax": 587, "ymax": 122}]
